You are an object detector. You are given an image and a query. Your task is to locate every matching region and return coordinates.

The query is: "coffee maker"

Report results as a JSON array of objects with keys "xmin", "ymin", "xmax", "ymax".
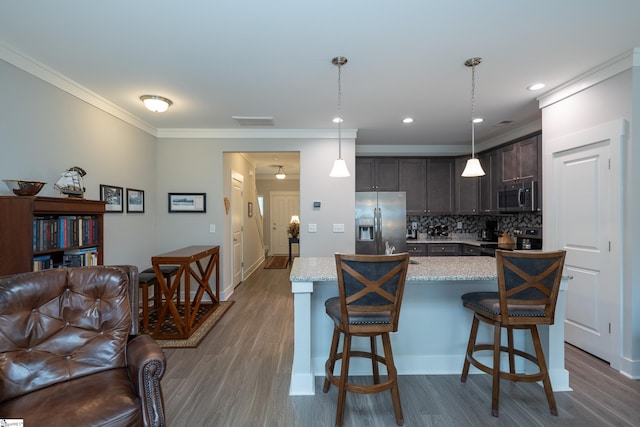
[
  {"xmin": 406, "ymin": 221, "xmax": 417, "ymax": 239},
  {"xmin": 479, "ymin": 220, "xmax": 498, "ymax": 241}
]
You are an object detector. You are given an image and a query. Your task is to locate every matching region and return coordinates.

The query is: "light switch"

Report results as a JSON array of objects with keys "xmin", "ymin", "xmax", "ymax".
[
  {"xmin": 308, "ymin": 223, "xmax": 317, "ymax": 233},
  {"xmin": 333, "ymin": 224, "xmax": 345, "ymax": 233},
  {"xmin": 209, "ymin": 224, "xmax": 216, "ymax": 233}
]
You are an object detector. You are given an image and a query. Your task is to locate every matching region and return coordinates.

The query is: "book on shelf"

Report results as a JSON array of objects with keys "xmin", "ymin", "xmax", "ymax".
[
  {"xmin": 33, "ymin": 254, "xmax": 53, "ymax": 271},
  {"xmin": 63, "ymin": 247, "xmax": 100, "ymax": 267},
  {"xmin": 33, "ymin": 215, "xmax": 99, "ymax": 251}
]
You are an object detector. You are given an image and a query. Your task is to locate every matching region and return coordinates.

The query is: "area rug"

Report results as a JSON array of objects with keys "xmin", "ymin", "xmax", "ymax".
[
  {"xmin": 146, "ymin": 301, "xmax": 234, "ymax": 348},
  {"xmin": 264, "ymin": 256, "xmax": 289, "ymax": 269}
]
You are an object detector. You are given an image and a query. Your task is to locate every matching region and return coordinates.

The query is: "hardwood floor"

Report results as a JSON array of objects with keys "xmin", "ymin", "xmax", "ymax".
[{"xmin": 162, "ymin": 263, "xmax": 640, "ymax": 426}]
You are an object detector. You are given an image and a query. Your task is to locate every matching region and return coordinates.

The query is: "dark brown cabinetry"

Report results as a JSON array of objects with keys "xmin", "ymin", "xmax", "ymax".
[
  {"xmin": 0, "ymin": 196, "xmax": 106, "ymax": 276},
  {"xmin": 454, "ymin": 157, "xmax": 478, "ymax": 214},
  {"xmin": 406, "ymin": 243, "xmax": 427, "ymax": 256},
  {"xmin": 500, "ymin": 135, "xmax": 540, "ymax": 183},
  {"xmin": 426, "ymin": 158, "xmax": 454, "ymax": 214},
  {"xmin": 356, "ymin": 158, "xmax": 399, "ymax": 191},
  {"xmin": 461, "ymin": 245, "xmax": 482, "ymax": 256},
  {"xmin": 478, "ymin": 150, "xmax": 500, "ymax": 213},
  {"xmin": 399, "ymin": 159, "xmax": 427, "ymax": 214},
  {"xmin": 427, "ymin": 243, "xmax": 460, "ymax": 256}
]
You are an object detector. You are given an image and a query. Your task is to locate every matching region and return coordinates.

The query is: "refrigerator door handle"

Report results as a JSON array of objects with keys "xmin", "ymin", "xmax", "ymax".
[{"xmin": 376, "ymin": 207, "xmax": 383, "ymax": 253}]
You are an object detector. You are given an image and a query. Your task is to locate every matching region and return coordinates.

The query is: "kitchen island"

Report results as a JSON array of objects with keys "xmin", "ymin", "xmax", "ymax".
[{"xmin": 289, "ymin": 256, "xmax": 570, "ymax": 396}]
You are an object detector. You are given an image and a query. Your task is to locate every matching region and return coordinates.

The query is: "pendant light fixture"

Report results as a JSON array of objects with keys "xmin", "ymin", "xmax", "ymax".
[
  {"xmin": 329, "ymin": 56, "xmax": 351, "ymax": 178},
  {"xmin": 275, "ymin": 165, "xmax": 287, "ymax": 180},
  {"xmin": 461, "ymin": 57, "xmax": 486, "ymax": 177}
]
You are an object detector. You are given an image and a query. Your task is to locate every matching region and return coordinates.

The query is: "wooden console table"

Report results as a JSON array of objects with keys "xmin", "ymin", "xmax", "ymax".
[{"xmin": 151, "ymin": 245, "xmax": 220, "ymax": 339}]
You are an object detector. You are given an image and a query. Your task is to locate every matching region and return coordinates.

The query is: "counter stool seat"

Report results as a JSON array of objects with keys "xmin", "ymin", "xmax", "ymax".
[
  {"xmin": 142, "ymin": 265, "xmax": 180, "ymax": 305},
  {"xmin": 323, "ymin": 253, "xmax": 410, "ymax": 427}
]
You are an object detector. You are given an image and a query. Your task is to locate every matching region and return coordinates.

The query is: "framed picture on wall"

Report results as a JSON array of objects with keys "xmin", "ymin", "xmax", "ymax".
[
  {"xmin": 100, "ymin": 184, "xmax": 124, "ymax": 213},
  {"xmin": 126, "ymin": 188, "xmax": 145, "ymax": 213},
  {"xmin": 168, "ymin": 193, "xmax": 206, "ymax": 213}
]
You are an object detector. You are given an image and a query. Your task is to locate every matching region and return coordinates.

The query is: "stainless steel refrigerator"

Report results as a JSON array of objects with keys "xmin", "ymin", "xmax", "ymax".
[{"xmin": 355, "ymin": 192, "xmax": 407, "ymax": 255}]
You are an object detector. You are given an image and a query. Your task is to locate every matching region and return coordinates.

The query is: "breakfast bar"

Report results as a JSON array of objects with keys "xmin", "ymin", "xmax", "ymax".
[{"xmin": 289, "ymin": 256, "xmax": 570, "ymax": 396}]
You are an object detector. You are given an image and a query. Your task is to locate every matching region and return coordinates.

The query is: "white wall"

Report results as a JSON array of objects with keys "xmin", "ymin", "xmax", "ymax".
[
  {"xmin": 156, "ymin": 136, "xmax": 356, "ymax": 299},
  {"xmin": 0, "ymin": 59, "xmax": 158, "ymax": 270},
  {"xmin": 541, "ymin": 64, "xmax": 640, "ymax": 378}
]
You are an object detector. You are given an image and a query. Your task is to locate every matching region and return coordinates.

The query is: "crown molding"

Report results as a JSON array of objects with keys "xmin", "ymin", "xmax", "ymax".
[
  {"xmin": 155, "ymin": 128, "xmax": 358, "ymax": 139},
  {"xmin": 537, "ymin": 48, "xmax": 637, "ymax": 109},
  {"xmin": 0, "ymin": 42, "xmax": 157, "ymax": 136}
]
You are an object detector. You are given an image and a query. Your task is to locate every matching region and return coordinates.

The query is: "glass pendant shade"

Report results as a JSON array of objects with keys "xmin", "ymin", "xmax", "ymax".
[
  {"xmin": 461, "ymin": 157, "xmax": 485, "ymax": 177},
  {"xmin": 275, "ymin": 166, "xmax": 286, "ymax": 180},
  {"xmin": 330, "ymin": 158, "xmax": 350, "ymax": 177}
]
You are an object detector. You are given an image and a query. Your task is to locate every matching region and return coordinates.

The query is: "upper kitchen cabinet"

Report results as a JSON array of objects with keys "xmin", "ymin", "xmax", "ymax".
[
  {"xmin": 500, "ymin": 134, "xmax": 541, "ymax": 183},
  {"xmin": 455, "ymin": 157, "xmax": 478, "ymax": 214},
  {"xmin": 399, "ymin": 158, "xmax": 427, "ymax": 214},
  {"xmin": 478, "ymin": 150, "xmax": 500, "ymax": 213},
  {"xmin": 426, "ymin": 158, "xmax": 454, "ymax": 214},
  {"xmin": 356, "ymin": 158, "xmax": 399, "ymax": 191}
]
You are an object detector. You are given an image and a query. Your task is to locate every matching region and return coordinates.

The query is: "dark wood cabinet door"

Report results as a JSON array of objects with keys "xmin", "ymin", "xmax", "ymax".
[
  {"xmin": 478, "ymin": 150, "xmax": 499, "ymax": 213},
  {"xmin": 426, "ymin": 158, "xmax": 454, "ymax": 214},
  {"xmin": 356, "ymin": 158, "xmax": 399, "ymax": 191},
  {"xmin": 355, "ymin": 158, "xmax": 375, "ymax": 191},
  {"xmin": 455, "ymin": 157, "xmax": 478, "ymax": 214},
  {"xmin": 399, "ymin": 159, "xmax": 427, "ymax": 214},
  {"xmin": 500, "ymin": 143, "xmax": 519, "ymax": 183},
  {"xmin": 518, "ymin": 135, "xmax": 539, "ymax": 181}
]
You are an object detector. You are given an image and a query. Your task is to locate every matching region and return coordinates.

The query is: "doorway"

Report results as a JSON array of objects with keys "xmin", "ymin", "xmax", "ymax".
[
  {"xmin": 231, "ymin": 172, "xmax": 244, "ymax": 287},
  {"xmin": 270, "ymin": 191, "xmax": 300, "ymax": 255}
]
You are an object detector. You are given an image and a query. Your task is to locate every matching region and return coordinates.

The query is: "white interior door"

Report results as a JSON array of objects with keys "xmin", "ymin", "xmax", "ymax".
[
  {"xmin": 270, "ymin": 191, "xmax": 299, "ymax": 255},
  {"xmin": 232, "ymin": 174, "xmax": 244, "ymax": 287},
  {"xmin": 550, "ymin": 121, "xmax": 623, "ymax": 363}
]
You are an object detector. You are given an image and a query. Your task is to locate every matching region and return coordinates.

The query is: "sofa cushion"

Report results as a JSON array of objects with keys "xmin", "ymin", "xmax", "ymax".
[
  {"xmin": 0, "ymin": 267, "xmax": 131, "ymax": 402},
  {"xmin": 0, "ymin": 368, "xmax": 141, "ymax": 427}
]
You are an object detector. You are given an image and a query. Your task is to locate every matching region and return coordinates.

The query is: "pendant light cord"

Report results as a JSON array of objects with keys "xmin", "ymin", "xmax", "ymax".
[
  {"xmin": 471, "ymin": 62, "xmax": 476, "ymax": 157},
  {"xmin": 337, "ymin": 62, "xmax": 343, "ymax": 159}
]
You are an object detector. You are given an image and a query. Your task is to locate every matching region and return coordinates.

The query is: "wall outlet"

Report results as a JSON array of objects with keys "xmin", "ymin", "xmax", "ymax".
[
  {"xmin": 308, "ymin": 223, "xmax": 317, "ymax": 233},
  {"xmin": 457, "ymin": 221, "xmax": 463, "ymax": 229},
  {"xmin": 333, "ymin": 224, "xmax": 345, "ymax": 233}
]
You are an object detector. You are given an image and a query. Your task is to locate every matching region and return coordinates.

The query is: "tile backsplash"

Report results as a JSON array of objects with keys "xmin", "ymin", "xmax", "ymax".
[{"xmin": 406, "ymin": 212, "xmax": 542, "ymax": 238}]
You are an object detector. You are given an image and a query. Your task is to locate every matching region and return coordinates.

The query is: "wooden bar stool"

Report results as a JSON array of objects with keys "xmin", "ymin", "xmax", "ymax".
[
  {"xmin": 142, "ymin": 265, "xmax": 180, "ymax": 305},
  {"xmin": 460, "ymin": 249, "xmax": 566, "ymax": 417},
  {"xmin": 323, "ymin": 252, "xmax": 410, "ymax": 427},
  {"xmin": 138, "ymin": 271, "xmax": 160, "ymax": 334}
]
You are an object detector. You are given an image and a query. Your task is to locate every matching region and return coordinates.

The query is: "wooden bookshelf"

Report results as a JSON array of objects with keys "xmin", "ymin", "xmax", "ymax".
[{"xmin": 0, "ymin": 196, "xmax": 106, "ymax": 276}]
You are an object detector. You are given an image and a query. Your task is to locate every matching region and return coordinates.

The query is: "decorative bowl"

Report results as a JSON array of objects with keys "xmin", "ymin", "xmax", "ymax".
[{"xmin": 3, "ymin": 179, "xmax": 46, "ymax": 196}]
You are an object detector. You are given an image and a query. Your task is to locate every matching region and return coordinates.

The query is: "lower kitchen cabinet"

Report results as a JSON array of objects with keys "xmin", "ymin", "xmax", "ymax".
[
  {"xmin": 406, "ymin": 242, "xmax": 427, "ymax": 256},
  {"xmin": 427, "ymin": 243, "xmax": 460, "ymax": 256},
  {"xmin": 461, "ymin": 245, "xmax": 482, "ymax": 256}
]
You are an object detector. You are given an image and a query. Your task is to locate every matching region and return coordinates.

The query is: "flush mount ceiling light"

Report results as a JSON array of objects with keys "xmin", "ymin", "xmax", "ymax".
[
  {"xmin": 461, "ymin": 57, "xmax": 486, "ymax": 178},
  {"xmin": 329, "ymin": 56, "xmax": 351, "ymax": 178},
  {"xmin": 140, "ymin": 95, "xmax": 173, "ymax": 113},
  {"xmin": 275, "ymin": 165, "xmax": 286, "ymax": 180}
]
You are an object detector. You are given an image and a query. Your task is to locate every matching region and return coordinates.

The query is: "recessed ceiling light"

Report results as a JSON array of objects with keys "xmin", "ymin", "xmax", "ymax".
[
  {"xmin": 332, "ymin": 117, "xmax": 343, "ymax": 123},
  {"xmin": 402, "ymin": 117, "xmax": 414, "ymax": 124},
  {"xmin": 527, "ymin": 82, "xmax": 546, "ymax": 91},
  {"xmin": 472, "ymin": 117, "xmax": 484, "ymax": 124}
]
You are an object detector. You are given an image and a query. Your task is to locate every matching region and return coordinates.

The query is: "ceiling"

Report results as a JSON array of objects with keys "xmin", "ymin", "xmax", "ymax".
[{"xmin": 2, "ymin": 1, "xmax": 640, "ymax": 176}]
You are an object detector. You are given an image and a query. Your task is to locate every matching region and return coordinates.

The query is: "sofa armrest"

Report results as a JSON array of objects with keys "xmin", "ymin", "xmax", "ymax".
[{"xmin": 127, "ymin": 334, "xmax": 167, "ymax": 427}]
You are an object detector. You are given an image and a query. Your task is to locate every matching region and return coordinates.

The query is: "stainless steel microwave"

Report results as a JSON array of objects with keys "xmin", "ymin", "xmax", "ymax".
[{"xmin": 497, "ymin": 181, "xmax": 537, "ymax": 212}]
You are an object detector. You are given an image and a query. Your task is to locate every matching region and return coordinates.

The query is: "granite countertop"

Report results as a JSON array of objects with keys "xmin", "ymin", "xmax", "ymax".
[{"xmin": 290, "ymin": 256, "xmax": 498, "ymax": 283}]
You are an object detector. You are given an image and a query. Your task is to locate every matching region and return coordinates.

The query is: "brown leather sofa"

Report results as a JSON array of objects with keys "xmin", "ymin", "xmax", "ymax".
[{"xmin": 0, "ymin": 265, "xmax": 166, "ymax": 427}]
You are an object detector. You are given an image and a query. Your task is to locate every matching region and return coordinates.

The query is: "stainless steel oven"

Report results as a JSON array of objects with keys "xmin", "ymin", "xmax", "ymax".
[{"xmin": 497, "ymin": 181, "xmax": 537, "ymax": 212}]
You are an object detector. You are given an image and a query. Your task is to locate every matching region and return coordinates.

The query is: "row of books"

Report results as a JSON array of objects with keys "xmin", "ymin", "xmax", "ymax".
[
  {"xmin": 32, "ymin": 248, "xmax": 100, "ymax": 271},
  {"xmin": 33, "ymin": 215, "xmax": 99, "ymax": 252}
]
